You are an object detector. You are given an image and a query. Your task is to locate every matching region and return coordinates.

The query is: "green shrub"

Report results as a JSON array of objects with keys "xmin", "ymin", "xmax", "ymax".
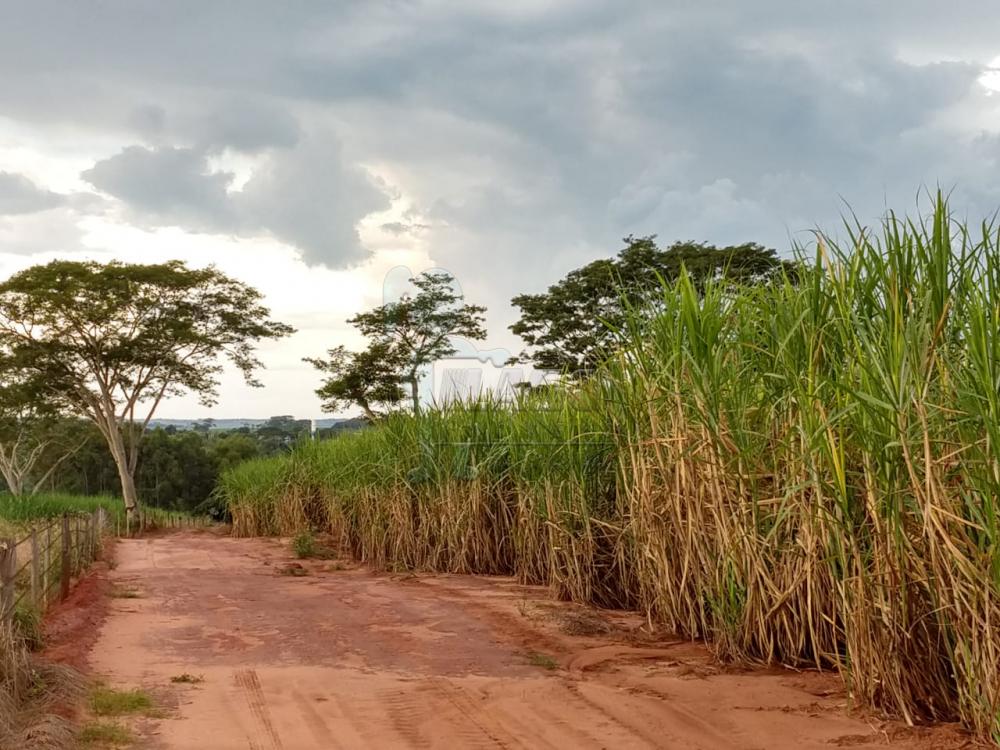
[{"xmin": 292, "ymin": 531, "xmax": 317, "ymax": 558}]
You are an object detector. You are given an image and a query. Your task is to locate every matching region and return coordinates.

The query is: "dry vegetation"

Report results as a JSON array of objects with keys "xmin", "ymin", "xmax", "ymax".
[
  {"xmin": 0, "ymin": 623, "xmax": 85, "ymax": 749},
  {"xmin": 221, "ymin": 196, "xmax": 1000, "ymax": 742}
]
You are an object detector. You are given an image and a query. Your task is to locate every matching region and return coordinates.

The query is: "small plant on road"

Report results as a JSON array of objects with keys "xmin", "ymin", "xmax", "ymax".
[
  {"xmin": 170, "ymin": 673, "xmax": 204, "ymax": 684},
  {"xmin": 90, "ymin": 685, "xmax": 154, "ymax": 716},
  {"xmin": 525, "ymin": 652, "xmax": 559, "ymax": 670},
  {"xmin": 79, "ymin": 721, "xmax": 133, "ymax": 746},
  {"xmin": 292, "ymin": 531, "xmax": 317, "ymax": 558}
]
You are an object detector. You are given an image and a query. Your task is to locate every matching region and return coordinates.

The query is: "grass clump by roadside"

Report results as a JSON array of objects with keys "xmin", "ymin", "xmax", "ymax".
[
  {"xmin": 0, "ymin": 623, "xmax": 85, "ymax": 749},
  {"xmin": 170, "ymin": 673, "xmax": 204, "ymax": 684},
  {"xmin": 12, "ymin": 603, "xmax": 44, "ymax": 651},
  {"xmin": 525, "ymin": 652, "xmax": 559, "ymax": 671},
  {"xmin": 292, "ymin": 530, "xmax": 317, "ymax": 558},
  {"xmin": 219, "ymin": 193, "xmax": 1000, "ymax": 743},
  {"xmin": 78, "ymin": 720, "xmax": 133, "ymax": 747},
  {"xmin": 89, "ymin": 686, "xmax": 154, "ymax": 717}
]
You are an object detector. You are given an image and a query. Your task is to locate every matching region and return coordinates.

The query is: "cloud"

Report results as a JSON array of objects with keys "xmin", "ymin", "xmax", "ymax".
[
  {"xmin": 81, "ymin": 136, "xmax": 391, "ymax": 267},
  {"xmin": 4, "ymin": 0, "xmax": 1000, "ymax": 414},
  {"xmin": 0, "ymin": 171, "xmax": 66, "ymax": 215},
  {"xmin": 0, "ymin": 208, "xmax": 86, "ymax": 255},
  {"xmin": 82, "ymin": 146, "xmax": 236, "ymax": 228},
  {"xmin": 236, "ymin": 137, "xmax": 392, "ymax": 266},
  {"xmin": 188, "ymin": 100, "xmax": 301, "ymax": 152}
]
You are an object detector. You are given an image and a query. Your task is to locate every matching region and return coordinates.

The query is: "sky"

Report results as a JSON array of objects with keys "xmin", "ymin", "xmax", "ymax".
[{"xmin": 1, "ymin": 1, "xmax": 1000, "ymax": 418}]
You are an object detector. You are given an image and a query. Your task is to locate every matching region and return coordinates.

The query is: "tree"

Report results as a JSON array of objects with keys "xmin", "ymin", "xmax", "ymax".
[
  {"xmin": 313, "ymin": 271, "xmax": 487, "ymax": 414},
  {"xmin": 0, "ymin": 406, "xmax": 89, "ymax": 497},
  {"xmin": 255, "ymin": 415, "xmax": 311, "ymax": 453},
  {"xmin": 0, "ymin": 357, "xmax": 89, "ymax": 496},
  {"xmin": 304, "ymin": 342, "xmax": 407, "ymax": 421},
  {"xmin": 137, "ymin": 427, "xmax": 217, "ymax": 510},
  {"xmin": 0, "ymin": 259, "xmax": 294, "ymax": 518},
  {"xmin": 510, "ymin": 236, "xmax": 794, "ymax": 374}
]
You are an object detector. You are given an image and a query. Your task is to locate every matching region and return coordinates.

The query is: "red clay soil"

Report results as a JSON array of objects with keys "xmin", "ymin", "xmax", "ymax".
[
  {"xmin": 42, "ymin": 537, "xmax": 116, "ymax": 671},
  {"xmin": 50, "ymin": 531, "xmax": 981, "ymax": 749}
]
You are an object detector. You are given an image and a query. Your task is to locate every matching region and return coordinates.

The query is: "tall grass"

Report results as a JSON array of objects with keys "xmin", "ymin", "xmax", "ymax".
[
  {"xmin": 0, "ymin": 493, "xmax": 121, "ymax": 523},
  {"xmin": 0, "ymin": 492, "xmax": 201, "ymax": 536},
  {"xmin": 220, "ymin": 195, "xmax": 999, "ymax": 741}
]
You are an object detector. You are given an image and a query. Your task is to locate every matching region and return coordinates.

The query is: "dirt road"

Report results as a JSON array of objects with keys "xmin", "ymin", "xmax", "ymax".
[{"xmin": 67, "ymin": 532, "xmax": 965, "ymax": 749}]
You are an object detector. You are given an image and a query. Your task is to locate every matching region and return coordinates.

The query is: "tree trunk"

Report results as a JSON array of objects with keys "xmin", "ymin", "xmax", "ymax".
[
  {"xmin": 0, "ymin": 440, "xmax": 27, "ymax": 496},
  {"xmin": 119, "ymin": 469, "xmax": 140, "ymax": 521},
  {"xmin": 105, "ymin": 426, "xmax": 140, "ymax": 520},
  {"xmin": 409, "ymin": 375, "xmax": 420, "ymax": 415},
  {"xmin": 0, "ymin": 462, "xmax": 22, "ymax": 496}
]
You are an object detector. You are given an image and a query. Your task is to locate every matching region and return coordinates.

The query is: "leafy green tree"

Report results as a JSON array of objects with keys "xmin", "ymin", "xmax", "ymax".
[
  {"xmin": 510, "ymin": 236, "xmax": 794, "ymax": 374},
  {"xmin": 255, "ymin": 415, "xmax": 311, "ymax": 453},
  {"xmin": 0, "ymin": 260, "xmax": 293, "ymax": 518},
  {"xmin": 0, "ymin": 357, "xmax": 88, "ymax": 495},
  {"xmin": 137, "ymin": 428, "xmax": 217, "ymax": 510},
  {"xmin": 0, "ymin": 410, "xmax": 89, "ymax": 497},
  {"xmin": 42, "ymin": 421, "xmax": 118, "ymax": 496},
  {"xmin": 313, "ymin": 272, "xmax": 487, "ymax": 415},
  {"xmin": 209, "ymin": 432, "xmax": 260, "ymax": 473},
  {"xmin": 304, "ymin": 341, "xmax": 407, "ymax": 420}
]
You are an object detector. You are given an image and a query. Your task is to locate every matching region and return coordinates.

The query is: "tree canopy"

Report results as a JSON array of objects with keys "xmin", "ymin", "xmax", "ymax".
[
  {"xmin": 0, "ymin": 259, "xmax": 293, "ymax": 515},
  {"xmin": 510, "ymin": 236, "xmax": 794, "ymax": 374},
  {"xmin": 304, "ymin": 342, "xmax": 407, "ymax": 420},
  {"xmin": 310, "ymin": 271, "xmax": 486, "ymax": 415}
]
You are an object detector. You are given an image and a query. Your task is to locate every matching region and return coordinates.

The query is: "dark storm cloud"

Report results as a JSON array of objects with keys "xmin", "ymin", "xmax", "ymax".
[
  {"xmin": 82, "ymin": 146, "xmax": 236, "ymax": 227},
  {"xmin": 0, "ymin": 172, "xmax": 66, "ymax": 215},
  {"xmin": 2, "ymin": 1, "xmax": 1000, "ymax": 279},
  {"xmin": 82, "ymin": 137, "xmax": 390, "ymax": 265}
]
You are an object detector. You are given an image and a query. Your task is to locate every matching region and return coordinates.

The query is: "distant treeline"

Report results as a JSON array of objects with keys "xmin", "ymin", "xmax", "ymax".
[{"xmin": 13, "ymin": 415, "xmax": 366, "ymax": 515}]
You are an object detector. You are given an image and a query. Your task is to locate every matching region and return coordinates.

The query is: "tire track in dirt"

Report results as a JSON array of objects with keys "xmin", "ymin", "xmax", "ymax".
[
  {"xmin": 380, "ymin": 682, "xmax": 512, "ymax": 749},
  {"xmin": 291, "ymin": 688, "xmax": 342, "ymax": 748},
  {"xmin": 234, "ymin": 668, "xmax": 284, "ymax": 750},
  {"xmin": 428, "ymin": 678, "xmax": 519, "ymax": 748}
]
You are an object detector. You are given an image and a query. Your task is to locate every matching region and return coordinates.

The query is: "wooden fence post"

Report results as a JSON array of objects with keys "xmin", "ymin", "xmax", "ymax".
[
  {"xmin": 0, "ymin": 538, "xmax": 15, "ymax": 624},
  {"xmin": 98, "ymin": 508, "xmax": 106, "ymax": 557},
  {"xmin": 80, "ymin": 515, "xmax": 94, "ymax": 566},
  {"xmin": 44, "ymin": 523, "xmax": 52, "ymax": 604},
  {"xmin": 30, "ymin": 528, "xmax": 40, "ymax": 608},
  {"xmin": 60, "ymin": 514, "xmax": 70, "ymax": 601}
]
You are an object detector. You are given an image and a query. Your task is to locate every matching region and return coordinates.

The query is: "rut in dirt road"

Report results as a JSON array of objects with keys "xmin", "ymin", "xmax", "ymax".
[{"xmin": 75, "ymin": 532, "xmax": 961, "ymax": 749}]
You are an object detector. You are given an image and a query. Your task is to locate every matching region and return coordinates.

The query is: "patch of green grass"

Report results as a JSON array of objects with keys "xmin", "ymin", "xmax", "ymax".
[
  {"xmin": 0, "ymin": 492, "xmax": 121, "ymax": 523},
  {"xmin": 13, "ymin": 603, "xmax": 44, "ymax": 650},
  {"xmin": 292, "ymin": 530, "xmax": 317, "ymax": 558},
  {"xmin": 90, "ymin": 685, "xmax": 154, "ymax": 716},
  {"xmin": 525, "ymin": 651, "xmax": 559, "ymax": 670},
  {"xmin": 78, "ymin": 720, "xmax": 133, "ymax": 746},
  {"xmin": 170, "ymin": 673, "xmax": 204, "ymax": 684}
]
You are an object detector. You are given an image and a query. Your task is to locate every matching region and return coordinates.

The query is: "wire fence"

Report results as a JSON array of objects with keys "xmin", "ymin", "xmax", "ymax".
[
  {"xmin": 111, "ymin": 507, "xmax": 210, "ymax": 538},
  {"xmin": 0, "ymin": 508, "xmax": 104, "ymax": 625},
  {"xmin": 0, "ymin": 508, "xmax": 209, "ymax": 625}
]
